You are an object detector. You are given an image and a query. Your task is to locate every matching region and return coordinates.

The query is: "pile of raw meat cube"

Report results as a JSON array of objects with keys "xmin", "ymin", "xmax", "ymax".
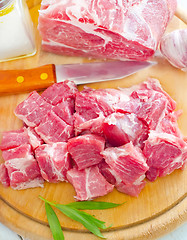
[{"xmin": 0, "ymin": 79, "xmax": 186, "ymax": 201}]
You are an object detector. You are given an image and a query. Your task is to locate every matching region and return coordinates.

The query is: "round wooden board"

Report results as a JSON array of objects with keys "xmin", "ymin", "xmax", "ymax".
[{"xmin": 0, "ymin": 2, "xmax": 187, "ymax": 240}]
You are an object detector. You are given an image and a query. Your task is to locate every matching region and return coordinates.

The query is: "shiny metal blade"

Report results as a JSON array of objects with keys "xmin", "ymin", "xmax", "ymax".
[{"xmin": 55, "ymin": 60, "xmax": 156, "ymax": 85}]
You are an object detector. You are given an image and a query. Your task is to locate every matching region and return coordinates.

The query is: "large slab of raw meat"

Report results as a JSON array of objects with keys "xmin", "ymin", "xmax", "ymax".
[{"xmin": 38, "ymin": 0, "xmax": 177, "ymax": 60}]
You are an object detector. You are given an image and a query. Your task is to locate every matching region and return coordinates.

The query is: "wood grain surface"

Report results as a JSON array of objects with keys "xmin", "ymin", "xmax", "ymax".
[{"xmin": 0, "ymin": 1, "xmax": 186, "ymax": 240}]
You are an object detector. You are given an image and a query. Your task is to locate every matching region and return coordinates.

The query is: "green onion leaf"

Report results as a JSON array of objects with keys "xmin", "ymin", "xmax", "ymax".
[
  {"xmin": 39, "ymin": 196, "xmax": 124, "ymax": 239},
  {"xmin": 45, "ymin": 202, "xmax": 64, "ymax": 240},
  {"xmin": 66, "ymin": 201, "xmax": 123, "ymax": 210},
  {"xmin": 56, "ymin": 205, "xmax": 106, "ymax": 239}
]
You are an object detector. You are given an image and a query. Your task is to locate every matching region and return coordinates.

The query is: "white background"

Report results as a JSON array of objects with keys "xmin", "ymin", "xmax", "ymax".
[{"xmin": 0, "ymin": 0, "xmax": 186, "ymax": 239}]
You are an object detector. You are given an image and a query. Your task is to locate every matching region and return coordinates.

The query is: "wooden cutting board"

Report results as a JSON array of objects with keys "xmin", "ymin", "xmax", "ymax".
[{"xmin": 0, "ymin": 2, "xmax": 187, "ymax": 240}]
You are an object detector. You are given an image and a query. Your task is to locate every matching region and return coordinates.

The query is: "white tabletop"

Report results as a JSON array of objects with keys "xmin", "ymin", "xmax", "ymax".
[{"xmin": 0, "ymin": 0, "xmax": 186, "ymax": 239}]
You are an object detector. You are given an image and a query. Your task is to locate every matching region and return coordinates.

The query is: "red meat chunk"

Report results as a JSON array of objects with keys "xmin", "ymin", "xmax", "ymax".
[
  {"xmin": 67, "ymin": 166, "xmax": 114, "ymax": 201},
  {"xmin": 35, "ymin": 143, "xmax": 71, "ymax": 182},
  {"xmin": 116, "ymin": 79, "xmax": 176, "ymax": 130},
  {"xmin": 67, "ymin": 134, "xmax": 105, "ymax": 170},
  {"xmin": 14, "ymin": 91, "xmax": 53, "ymax": 127},
  {"xmin": 74, "ymin": 113, "xmax": 105, "ymax": 136},
  {"xmin": 41, "ymin": 81, "xmax": 78, "ymax": 106},
  {"xmin": 53, "ymin": 100, "xmax": 75, "ymax": 126},
  {"xmin": 2, "ymin": 144, "xmax": 43, "ymax": 190},
  {"xmin": 99, "ymin": 161, "xmax": 146, "ymax": 197},
  {"xmin": 38, "ymin": 0, "xmax": 176, "ymax": 61},
  {"xmin": 143, "ymin": 131, "xmax": 187, "ymax": 181},
  {"xmin": 102, "ymin": 142, "xmax": 149, "ymax": 185},
  {"xmin": 26, "ymin": 127, "xmax": 44, "ymax": 149},
  {"xmin": 0, "ymin": 164, "xmax": 10, "ymax": 187},
  {"xmin": 35, "ymin": 111, "xmax": 74, "ymax": 143},
  {"xmin": 0, "ymin": 128, "xmax": 29, "ymax": 150},
  {"xmin": 103, "ymin": 112, "xmax": 148, "ymax": 148},
  {"xmin": 41, "ymin": 81, "xmax": 78, "ymax": 125},
  {"xmin": 2, "ymin": 144, "xmax": 33, "ymax": 161},
  {"xmin": 75, "ymin": 87, "xmax": 130, "ymax": 122},
  {"xmin": 155, "ymin": 111, "xmax": 183, "ymax": 137}
]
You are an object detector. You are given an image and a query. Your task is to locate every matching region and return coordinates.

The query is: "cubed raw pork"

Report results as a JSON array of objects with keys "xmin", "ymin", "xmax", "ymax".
[
  {"xmin": 103, "ymin": 112, "xmax": 148, "ymax": 148},
  {"xmin": 14, "ymin": 91, "xmax": 53, "ymax": 127},
  {"xmin": 26, "ymin": 127, "xmax": 44, "ymax": 149},
  {"xmin": 38, "ymin": 0, "xmax": 176, "ymax": 61},
  {"xmin": 67, "ymin": 166, "xmax": 114, "ymax": 201},
  {"xmin": 41, "ymin": 81, "xmax": 78, "ymax": 125},
  {"xmin": 98, "ymin": 161, "xmax": 146, "ymax": 197},
  {"xmin": 0, "ymin": 128, "xmax": 29, "ymax": 150},
  {"xmin": 116, "ymin": 79, "xmax": 176, "ymax": 130},
  {"xmin": 2, "ymin": 144, "xmax": 33, "ymax": 161},
  {"xmin": 35, "ymin": 111, "xmax": 74, "ymax": 143},
  {"xmin": 0, "ymin": 163, "xmax": 10, "ymax": 187},
  {"xmin": 2, "ymin": 144, "xmax": 44, "ymax": 190},
  {"xmin": 75, "ymin": 87, "xmax": 130, "ymax": 123},
  {"xmin": 41, "ymin": 81, "xmax": 78, "ymax": 106},
  {"xmin": 102, "ymin": 142, "xmax": 149, "ymax": 185},
  {"xmin": 155, "ymin": 111, "xmax": 183, "ymax": 138},
  {"xmin": 67, "ymin": 134, "xmax": 105, "ymax": 170},
  {"xmin": 143, "ymin": 131, "xmax": 187, "ymax": 181},
  {"xmin": 35, "ymin": 143, "xmax": 71, "ymax": 182},
  {"xmin": 74, "ymin": 113, "xmax": 105, "ymax": 136},
  {"xmin": 53, "ymin": 101, "xmax": 74, "ymax": 126}
]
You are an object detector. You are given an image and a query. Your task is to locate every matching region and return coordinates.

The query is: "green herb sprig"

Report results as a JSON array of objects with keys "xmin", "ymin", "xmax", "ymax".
[{"xmin": 39, "ymin": 196, "xmax": 124, "ymax": 240}]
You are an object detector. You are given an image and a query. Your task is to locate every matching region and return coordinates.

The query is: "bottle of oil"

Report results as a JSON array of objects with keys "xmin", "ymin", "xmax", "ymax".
[{"xmin": 0, "ymin": 0, "xmax": 36, "ymax": 62}]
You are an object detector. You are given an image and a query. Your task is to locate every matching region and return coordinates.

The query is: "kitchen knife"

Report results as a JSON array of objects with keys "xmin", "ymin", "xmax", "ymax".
[{"xmin": 0, "ymin": 61, "xmax": 156, "ymax": 94}]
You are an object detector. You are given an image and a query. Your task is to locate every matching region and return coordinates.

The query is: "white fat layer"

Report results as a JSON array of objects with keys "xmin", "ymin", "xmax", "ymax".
[
  {"xmin": 5, "ymin": 157, "xmax": 35, "ymax": 176},
  {"xmin": 12, "ymin": 177, "xmax": 44, "ymax": 190},
  {"xmin": 39, "ymin": 0, "xmax": 162, "ymax": 50}
]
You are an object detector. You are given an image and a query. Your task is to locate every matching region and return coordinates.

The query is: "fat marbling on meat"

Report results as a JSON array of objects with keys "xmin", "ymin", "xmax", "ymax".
[
  {"xmin": 35, "ymin": 142, "xmax": 71, "ymax": 182},
  {"xmin": 67, "ymin": 134, "xmax": 105, "ymax": 170},
  {"xmin": 38, "ymin": 0, "xmax": 177, "ymax": 60},
  {"xmin": 67, "ymin": 166, "xmax": 114, "ymax": 201}
]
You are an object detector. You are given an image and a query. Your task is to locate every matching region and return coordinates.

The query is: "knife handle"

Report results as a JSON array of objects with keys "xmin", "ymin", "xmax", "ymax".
[{"xmin": 0, "ymin": 64, "xmax": 57, "ymax": 95}]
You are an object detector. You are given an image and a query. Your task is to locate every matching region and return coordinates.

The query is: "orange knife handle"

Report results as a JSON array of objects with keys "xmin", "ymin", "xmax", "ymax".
[{"xmin": 0, "ymin": 64, "xmax": 57, "ymax": 95}]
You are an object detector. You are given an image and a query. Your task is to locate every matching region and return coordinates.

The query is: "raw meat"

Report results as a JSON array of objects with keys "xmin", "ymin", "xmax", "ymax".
[
  {"xmin": 98, "ymin": 161, "xmax": 146, "ymax": 197},
  {"xmin": 0, "ymin": 78, "xmax": 186, "ymax": 198},
  {"xmin": 41, "ymin": 81, "xmax": 78, "ymax": 106},
  {"xmin": 74, "ymin": 113, "xmax": 105, "ymax": 136},
  {"xmin": 38, "ymin": 0, "xmax": 176, "ymax": 60},
  {"xmin": 26, "ymin": 127, "xmax": 44, "ymax": 149},
  {"xmin": 0, "ymin": 128, "xmax": 29, "ymax": 150},
  {"xmin": 35, "ymin": 142, "xmax": 71, "ymax": 182},
  {"xmin": 0, "ymin": 164, "xmax": 10, "ymax": 187},
  {"xmin": 75, "ymin": 87, "xmax": 129, "ymax": 123},
  {"xmin": 116, "ymin": 79, "xmax": 176, "ymax": 130},
  {"xmin": 2, "ymin": 144, "xmax": 44, "ymax": 190},
  {"xmin": 103, "ymin": 112, "xmax": 148, "ymax": 148},
  {"xmin": 2, "ymin": 144, "xmax": 33, "ymax": 161},
  {"xmin": 67, "ymin": 134, "xmax": 105, "ymax": 170},
  {"xmin": 41, "ymin": 81, "xmax": 78, "ymax": 125},
  {"xmin": 102, "ymin": 142, "xmax": 149, "ymax": 185},
  {"xmin": 67, "ymin": 166, "xmax": 114, "ymax": 201},
  {"xmin": 14, "ymin": 91, "xmax": 53, "ymax": 127},
  {"xmin": 0, "ymin": 127, "xmax": 43, "ymax": 151},
  {"xmin": 53, "ymin": 101, "xmax": 74, "ymax": 126},
  {"xmin": 155, "ymin": 111, "xmax": 183, "ymax": 137},
  {"xmin": 143, "ymin": 131, "xmax": 187, "ymax": 181},
  {"xmin": 35, "ymin": 111, "xmax": 74, "ymax": 143}
]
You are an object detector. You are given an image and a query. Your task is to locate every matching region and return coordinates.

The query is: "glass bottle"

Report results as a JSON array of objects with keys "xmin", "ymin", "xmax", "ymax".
[{"xmin": 0, "ymin": 0, "xmax": 36, "ymax": 62}]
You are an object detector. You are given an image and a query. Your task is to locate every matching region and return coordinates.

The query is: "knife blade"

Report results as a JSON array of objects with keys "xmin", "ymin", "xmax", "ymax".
[{"xmin": 0, "ymin": 61, "xmax": 156, "ymax": 94}]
